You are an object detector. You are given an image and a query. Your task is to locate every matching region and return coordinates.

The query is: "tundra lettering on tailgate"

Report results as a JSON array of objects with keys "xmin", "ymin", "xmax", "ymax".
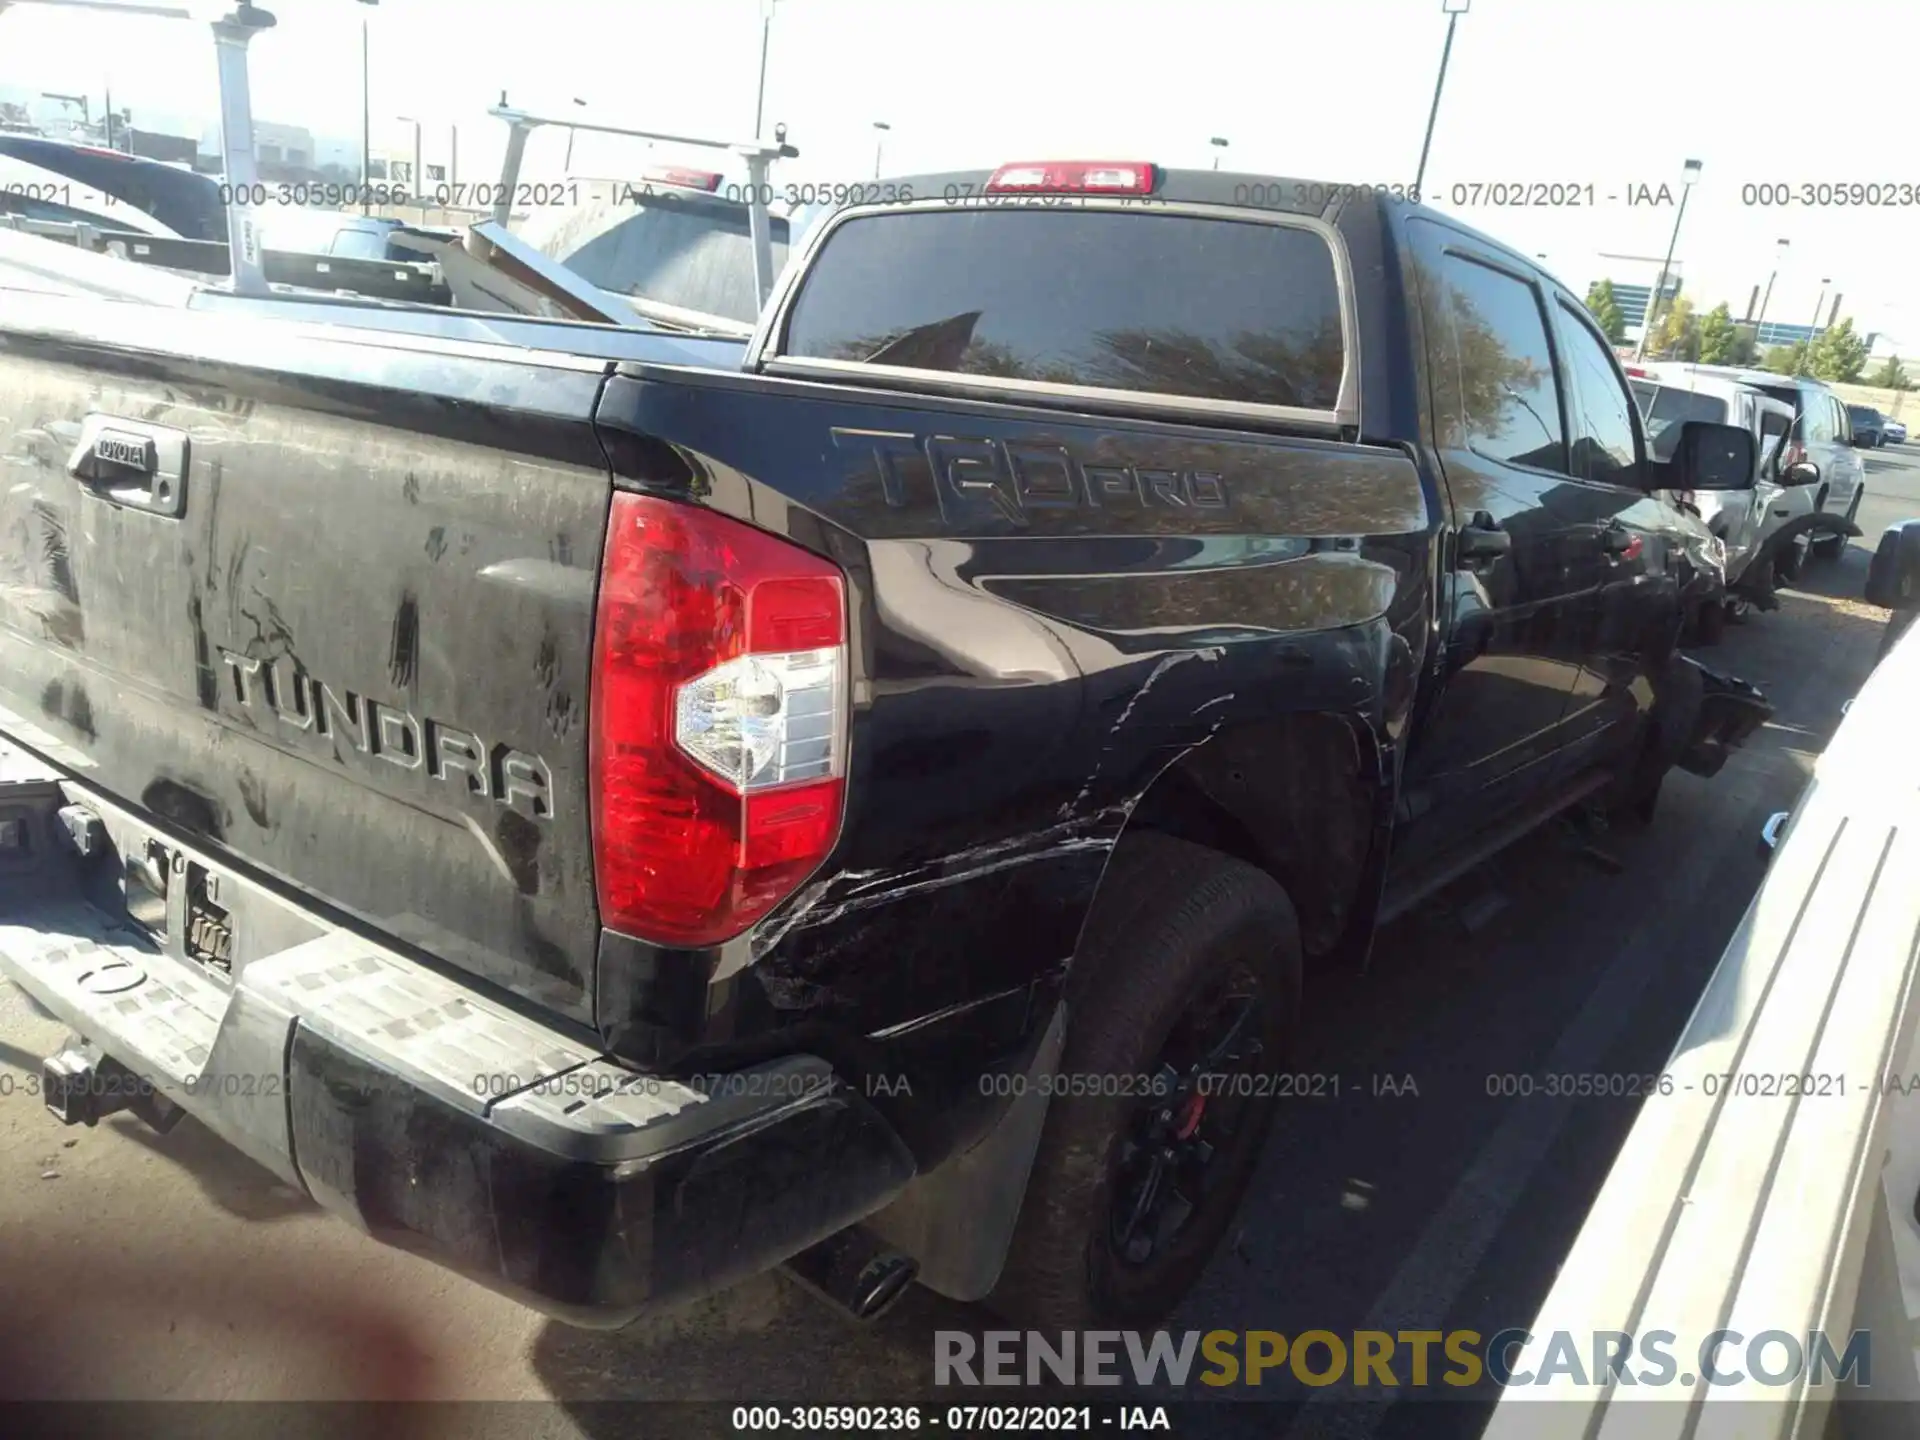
[{"xmin": 217, "ymin": 649, "xmax": 553, "ymax": 818}]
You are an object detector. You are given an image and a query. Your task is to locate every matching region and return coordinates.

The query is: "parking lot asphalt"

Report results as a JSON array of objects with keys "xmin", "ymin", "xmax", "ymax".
[{"xmin": 3, "ymin": 445, "xmax": 1918, "ymax": 1437}]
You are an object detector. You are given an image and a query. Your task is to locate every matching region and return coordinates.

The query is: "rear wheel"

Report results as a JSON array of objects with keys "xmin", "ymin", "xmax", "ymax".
[
  {"xmin": 988, "ymin": 833, "xmax": 1302, "ymax": 1331},
  {"xmin": 1813, "ymin": 491, "xmax": 1860, "ymax": 561}
]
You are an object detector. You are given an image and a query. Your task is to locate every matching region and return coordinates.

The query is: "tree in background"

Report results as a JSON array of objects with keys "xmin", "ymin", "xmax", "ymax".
[
  {"xmin": 1696, "ymin": 303, "xmax": 1739, "ymax": 365},
  {"xmin": 1760, "ymin": 342, "xmax": 1808, "ymax": 375},
  {"xmin": 1869, "ymin": 356, "xmax": 1912, "ymax": 391},
  {"xmin": 1646, "ymin": 296, "xmax": 1699, "ymax": 361},
  {"xmin": 1584, "ymin": 281, "xmax": 1626, "ymax": 344},
  {"xmin": 1806, "ymin": 318, "xmax": 1869, "ymax": 383}
]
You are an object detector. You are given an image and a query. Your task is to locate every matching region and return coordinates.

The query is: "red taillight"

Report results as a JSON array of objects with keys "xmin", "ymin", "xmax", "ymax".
[
  {"xmin": 643, "ymin": 167, "xmax": 723, "ymax": 192},
  {"xmin": 1624, "ymin": 366, "xmax": 1648, "ymax": 377},
  {"xmin": 591, "ymin": 494, "xmax": 847, "ymax": 948},
  {"xmin": 986, "ymin": 160, "xmax": 1156, "ymax": 195}
]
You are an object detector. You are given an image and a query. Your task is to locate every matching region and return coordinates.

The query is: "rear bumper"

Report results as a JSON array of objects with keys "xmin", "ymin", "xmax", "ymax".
[{"xmin": 0, "ymin": 746, "xmax": 915, "ymax": 1326}]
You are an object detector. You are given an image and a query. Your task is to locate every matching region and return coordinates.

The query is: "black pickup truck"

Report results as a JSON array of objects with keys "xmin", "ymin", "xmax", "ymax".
[{"xmin": 0, "ymin": 162, "xmax": 1768, "ymax": 1332}]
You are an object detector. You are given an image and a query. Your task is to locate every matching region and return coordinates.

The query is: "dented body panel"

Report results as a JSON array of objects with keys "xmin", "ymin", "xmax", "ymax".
[{"xmin": 0, "ymin": 175, "xmax": 1744, "ymax": 1252}]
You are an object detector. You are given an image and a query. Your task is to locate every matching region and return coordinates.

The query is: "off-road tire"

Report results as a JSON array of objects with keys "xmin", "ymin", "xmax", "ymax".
[{"xmin": 987, "ymin": 833, "xmax": 1302, "ymax": 1331}]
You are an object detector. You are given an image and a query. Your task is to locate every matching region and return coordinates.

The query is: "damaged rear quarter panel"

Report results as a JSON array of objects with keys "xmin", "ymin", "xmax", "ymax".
[{"xmin": 592, "ymin": 369, "xmax": 1434, "ymax": 1089}]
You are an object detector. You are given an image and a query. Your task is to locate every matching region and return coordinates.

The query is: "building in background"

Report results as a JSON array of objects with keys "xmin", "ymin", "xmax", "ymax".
[
  {"xmin": 127, "ymin": 128, "xmax": 196, "ymax": 166},
  {"xmin": 1591, "ymin": 252, "xmax": 1685, "ymax": 341}
]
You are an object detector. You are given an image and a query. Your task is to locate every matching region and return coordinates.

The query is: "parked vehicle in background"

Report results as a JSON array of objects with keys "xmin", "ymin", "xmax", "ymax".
[
  {"xmin": 1636, "ymin": 363, "xmax": 1867, "ymax": 564},
  {"xmin": 253, "ymin": 206, "xmax": 447, "ymax": 265},
  {"xmin": 0, "ymin": 159, "xmax": 1776, "ymax": 1331},
  {"xmin": 514, "ymin": 166, "xmax": 823, "ymax": 332},
  {"xmin": 1882, "ymin": 417, "xmax": 1907, "ymax": 445},
  {"xmin": 1627, "ymin": 371, "xmax": 1846, "ymax": 633},
  {"xmin": 1848, "ymin": 404, "xmax": 1887, "ymax": 448},
  {"xmin": 0, "ymin": 134, "xmax": 224, "ymax": 240}
]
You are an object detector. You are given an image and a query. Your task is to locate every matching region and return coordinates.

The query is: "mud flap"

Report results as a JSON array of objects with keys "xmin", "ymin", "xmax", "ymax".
[{"xmin": 1677, "ymin": 662, "xmax": 1772, "ymax": 778}]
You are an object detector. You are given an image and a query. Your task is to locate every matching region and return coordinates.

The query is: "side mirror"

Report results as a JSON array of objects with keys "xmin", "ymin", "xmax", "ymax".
[
  {"xmin": 1780, "ymin": 459, "xmax": 1821, "ymax": 487},
  {"xmin": 1865, "ymin": 519, "xmax": 1920, "ymax": 611},
  {"xmin": 1665, "ymin": 420, "xmax": 1756, "ymax": 491}
]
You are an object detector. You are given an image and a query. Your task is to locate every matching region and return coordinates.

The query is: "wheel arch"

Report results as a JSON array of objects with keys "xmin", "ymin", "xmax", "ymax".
[{"xmin": 1110, "ymin": 711, "xmax": 1392, "ymax": 962}]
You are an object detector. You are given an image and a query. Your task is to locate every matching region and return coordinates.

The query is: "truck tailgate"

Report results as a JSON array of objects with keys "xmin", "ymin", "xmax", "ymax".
[{"xmin": 0, "ymin": 295, "xmax": 613, "ymax": 1020}]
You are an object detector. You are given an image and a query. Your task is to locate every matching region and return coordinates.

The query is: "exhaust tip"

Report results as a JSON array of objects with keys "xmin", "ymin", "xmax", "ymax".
[{"xmin": 784, "ymin": 1223, "xmax": 919, "ymax": 1324}]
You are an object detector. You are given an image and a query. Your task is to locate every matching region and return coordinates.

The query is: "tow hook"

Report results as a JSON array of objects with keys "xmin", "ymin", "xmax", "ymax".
[
  {"xmin": 1759, "ymin": 812, "xmax": 1789, "ymax": 860},
  {"xmin": 43, "ymin": 1040, "xmax": 184, "ymax": 1133}
]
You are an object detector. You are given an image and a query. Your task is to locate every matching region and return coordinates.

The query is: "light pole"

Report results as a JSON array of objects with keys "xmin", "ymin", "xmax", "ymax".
[
  {"xmin": 872, "ymin": 119, "xmax": 890, "ymax": 179},
  {"xmin": 1754, "ymin": 237, "xmax": 1788, "ymax": 338},
  {"xmin": 41, "ymin": 90, "xmax": 87, "ymax": 140},
  {"xmin": 1209, "ymin": 136, "xmax": 1228, "ymax": 171},
  {"xmin": 1635, "ymin": 157, "xmax": 1702, "ymax": 361},
  {"xmin": 563, "ymin": 96, "xmax": 586, "ymax": 171},
  {"xmin": 1798, "ymin": 278, "xmax": 1831, "ymax": 373},
  {"xmin": 1413, "ymin": 0, "xmax": 1470, "ymax": 197},
  {"xmin": 754, "ymin": 0, "xmax": 778, "ymax": 138},
  {"xmin": 357, "ymin": 0, "xmax": 376, "ymax": 213},
  {"xmin": 395, "ymin": 112, "xmax": 421, "ymax": 214}
]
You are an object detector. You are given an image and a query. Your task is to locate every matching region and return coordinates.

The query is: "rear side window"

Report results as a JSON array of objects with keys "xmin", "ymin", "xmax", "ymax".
[
  {"xmin": 1641, "ymin": 386, "xmax": 1729, "ymax": 461},
  {"xmin": 1555, "ymin": 302, "xmax": 1640, "ymax": 483},
  {"xmin": 327, "ymin": 229, "xmax": 391, "ymax": 260},
  {"xmin": 781, "ymin": 208, "xmax": 1345, "ymax": 411},
  {"xmin": 1758, "ymin": 407, "xmax": 1791, "ymax": 475},
  {"xmin": 1805, "ymin": 392, "xmax": 1835, "ymax": 444},
  {"xmin": 1427, "ymin": 252, "xmax": 1564, "ymax": 471}
]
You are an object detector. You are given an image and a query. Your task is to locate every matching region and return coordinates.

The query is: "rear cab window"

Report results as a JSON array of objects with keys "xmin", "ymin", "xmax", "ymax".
[
  {"xmin": 529, "ymin": 193, "xmax": 794, "ymax": 327},
  {"xmin": 768, "ymin": 204, "xmax": 1351, "ymax": 420},
  {"xmin": 1421, "ymin": 248, "xmax": 1566, "ymax": 473},
  {"xmin": 1640, "ymin": 386, "xmax": 1731, "ymax": 461}
]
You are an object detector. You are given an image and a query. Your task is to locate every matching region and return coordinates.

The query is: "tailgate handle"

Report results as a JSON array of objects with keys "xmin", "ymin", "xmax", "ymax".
[{"xmin": 65, "ymin": 414, "xmax": 189, "ymax": 518}]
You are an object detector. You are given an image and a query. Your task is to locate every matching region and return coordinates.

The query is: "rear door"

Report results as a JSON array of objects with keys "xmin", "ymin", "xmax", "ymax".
[
  {"xmin": 1395, "ymin": 222, "xmax": 1594, "ymax": 852},
  {"xmin": 0, "ymin": 295, "xmax": 615, "ymax": 1021},
  {"xmin": 1546, "ymin": 295, "xmax": 1668, "ymax": 763},
  {"xmin": 1825, "ymin": 391, "xmax": 1867, "ymax": 509}
]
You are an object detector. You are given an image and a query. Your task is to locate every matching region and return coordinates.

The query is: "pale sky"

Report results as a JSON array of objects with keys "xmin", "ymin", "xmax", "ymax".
[{"xmin": 4, "ymin": 0, "xmax": 1918, "ymax": 344}]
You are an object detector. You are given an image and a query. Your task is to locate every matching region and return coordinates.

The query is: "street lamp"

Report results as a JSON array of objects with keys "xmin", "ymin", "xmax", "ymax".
[
  {"xmin": 1209, "ymin": 136, "xmax": 1229, "ymax": 171},
  {"xmin": 1634, "ymin": 157, "xmax": 1702, "ymax": 361},
  {"xmin": 1413, "ymin": 0, "xmax": 1470, "ymax": 197},
  {"xmin": 395, "ymin": 112, "xmax": 421, "ymax": 213},
  {"xmin": 563, "ymin": 96, "xmax": 586, "ymax": 170},
  {"xmin": 40, "ymin": 90, "xmax": 87, "ymax": 140},
  {"xmin": 1798, "ymin": 278, "xmax": 1832, "ymax": 373},
  {"xmin": 872, "ymin": 119, "xmax": 891, "ymax": 180},
  {"xmin": 357, "ymin": 0, "xmax": 376, "ymax": 213},
  {"xmin": 1754, "ymin": 237, "xmax": 1789, "ymax": 337},
  {"xmin": 754, "ymin": 0, "xmax": 778, "ymax": 138}
]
